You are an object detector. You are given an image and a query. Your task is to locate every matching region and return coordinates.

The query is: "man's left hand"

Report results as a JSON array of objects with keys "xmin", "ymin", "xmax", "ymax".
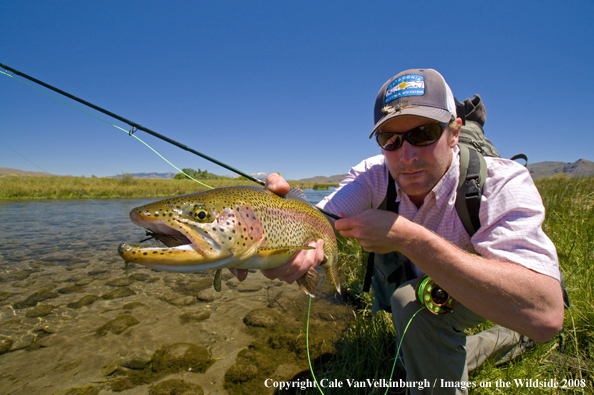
[{"xmin": 335, "ymin": 209, "xmax": 400, "ymax": 254}]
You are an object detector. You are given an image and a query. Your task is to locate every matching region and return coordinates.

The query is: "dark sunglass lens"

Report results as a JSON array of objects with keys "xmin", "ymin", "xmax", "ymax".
[
  {"xmin": 408, "ymin": 124, "xmax": 443, "ymax": 146},
  {"xmin": 376, "ymin": 133, "xmax": 402, "ymax": 151}
]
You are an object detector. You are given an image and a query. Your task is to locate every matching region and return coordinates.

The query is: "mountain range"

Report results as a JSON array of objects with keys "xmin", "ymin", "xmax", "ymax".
[{"xmin": 2, "ymin": 158, "xmax": 594, "ymax": 181}]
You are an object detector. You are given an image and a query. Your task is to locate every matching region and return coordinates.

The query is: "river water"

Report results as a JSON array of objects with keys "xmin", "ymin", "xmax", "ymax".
[{"xmin": 0, "ymin": 188, "xmax": 353, "ymax": 395}]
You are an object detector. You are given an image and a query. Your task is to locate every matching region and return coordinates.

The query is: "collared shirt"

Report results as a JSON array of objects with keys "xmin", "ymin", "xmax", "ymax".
[{"xmin": 318, "ymin": 147, "xmax": 560, "ymax": 281}]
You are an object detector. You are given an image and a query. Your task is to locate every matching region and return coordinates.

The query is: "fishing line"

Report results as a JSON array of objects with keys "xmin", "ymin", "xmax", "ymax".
[
  {"xmin": 305, "ymin": 295, "xmax": 424, "ymax": 395},
  {"xmin": 0, "ymin": 68, "xmax": 213, "ymax": 190},
  {"xmin": 0, "ymin": 63, "xmax": 340, "ymax": 219}
]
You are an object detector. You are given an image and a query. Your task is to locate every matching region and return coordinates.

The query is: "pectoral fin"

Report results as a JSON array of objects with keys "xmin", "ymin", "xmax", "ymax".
[{"xmin": 213, "ymin": 269, "xmax": 222, "ymax": 292}]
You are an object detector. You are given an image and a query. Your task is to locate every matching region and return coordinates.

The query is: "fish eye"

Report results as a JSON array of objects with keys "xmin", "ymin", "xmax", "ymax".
[{"xmin": 189, "ymin": 204, "xmax": 214, "ymax": 223}]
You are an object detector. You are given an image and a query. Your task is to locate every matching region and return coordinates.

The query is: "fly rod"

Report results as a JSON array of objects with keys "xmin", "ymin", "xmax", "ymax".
[{"xmin": 1, "ymin": 62, "xmax": 340, "ymax": 220}]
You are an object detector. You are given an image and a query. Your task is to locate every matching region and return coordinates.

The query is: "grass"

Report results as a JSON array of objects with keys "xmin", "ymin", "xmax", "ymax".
[
  {"xmin": 301, "ymin": 174, "xmax": 594, "ymax": 394},
  {"xmin": 0, "ymin": 174, "xmax": 338, "ymax": 200}
]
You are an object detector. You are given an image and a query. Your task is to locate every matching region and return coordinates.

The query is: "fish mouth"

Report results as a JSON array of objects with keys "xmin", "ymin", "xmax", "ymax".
[
  {"xmin": 118, "ymin": 212, "xmax": 221, "ymax": 270},
  {"xmin": 139, "ymin": 229, "xmax": 192, "ymax": 248}
]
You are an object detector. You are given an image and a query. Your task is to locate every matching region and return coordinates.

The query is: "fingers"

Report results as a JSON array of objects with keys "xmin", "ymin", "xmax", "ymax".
[
  {"xmin": 261, "ymin": 239, "xmax": 324, "ymax": 283},
  {"xmin": 265, "ymin": 173, "xmax": 291, "ymax": 197}
]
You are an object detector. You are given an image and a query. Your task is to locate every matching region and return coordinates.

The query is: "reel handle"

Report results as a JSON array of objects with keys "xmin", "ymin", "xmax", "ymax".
[{"xmin": 415, "ymin": 275, "xmax": 457, "ymax": 315}]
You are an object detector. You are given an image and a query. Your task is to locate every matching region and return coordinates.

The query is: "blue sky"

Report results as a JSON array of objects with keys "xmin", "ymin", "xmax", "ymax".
[{"xmin": 2, "ymin": 1, "xmax": 593, "ymax": 180}]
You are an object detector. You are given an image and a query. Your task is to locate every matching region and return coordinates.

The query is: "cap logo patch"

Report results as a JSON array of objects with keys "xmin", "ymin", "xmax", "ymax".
[{"xmin": 385, "ymin": 74, "xmax": 424, "ymax": 104}]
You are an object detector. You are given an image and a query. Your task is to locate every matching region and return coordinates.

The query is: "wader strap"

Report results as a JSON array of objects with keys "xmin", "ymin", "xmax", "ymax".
[
  {"xmin": 363, "ymin": 253, "xmax": 374, "ymax": 292},
  {"xmin": 363, "ymin": 175, "xmax": 400, "ymax": 292}
]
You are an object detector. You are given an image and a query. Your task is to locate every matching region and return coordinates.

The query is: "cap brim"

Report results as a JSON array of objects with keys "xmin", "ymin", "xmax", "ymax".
[{"xmin": 369, "ymin": 107, "xmax": 452, "ymax": 138}]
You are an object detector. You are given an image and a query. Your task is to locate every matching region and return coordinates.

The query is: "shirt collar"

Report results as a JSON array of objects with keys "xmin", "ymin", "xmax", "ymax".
[
  {"xmin": 432, "ymin": 145, "xmax": 460, "ymax": 208},
  {"xmin": 394, "ymin": 145, "xmax": 460, "ymax": 208}
]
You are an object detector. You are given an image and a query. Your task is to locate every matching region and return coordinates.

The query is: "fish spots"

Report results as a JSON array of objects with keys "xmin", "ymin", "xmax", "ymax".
[{"xmin": 123, "ymin": 185, "xmax": 336, "ymax": 274}]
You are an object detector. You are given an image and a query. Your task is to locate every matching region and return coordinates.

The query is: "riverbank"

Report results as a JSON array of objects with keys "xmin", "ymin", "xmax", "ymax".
[{"xmin": 0, "ymin": 175, "xmax": 339, "ymax": 200}]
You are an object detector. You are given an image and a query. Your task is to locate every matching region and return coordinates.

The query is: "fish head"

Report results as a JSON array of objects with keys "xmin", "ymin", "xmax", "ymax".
[{"xmin": 118, "ymin": 188, "xmax": 265, "ymax": 271}]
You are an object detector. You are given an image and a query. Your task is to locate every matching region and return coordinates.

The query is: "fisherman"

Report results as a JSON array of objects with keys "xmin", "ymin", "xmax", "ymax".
[{"xmin": 231, "ymin": 68, "xmax": 565, "ymax": 394}]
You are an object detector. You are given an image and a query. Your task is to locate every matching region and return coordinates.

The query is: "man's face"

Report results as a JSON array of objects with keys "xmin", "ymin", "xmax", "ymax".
[{"xmin": 379, "ymin": 115, "xmax": 459, "ymax": 206}]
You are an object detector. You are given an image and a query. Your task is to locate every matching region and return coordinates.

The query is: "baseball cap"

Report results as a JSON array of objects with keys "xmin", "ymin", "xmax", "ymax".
[{"xmin": 370, "ymin": 69, "xmax": 456, "ymax": 138}]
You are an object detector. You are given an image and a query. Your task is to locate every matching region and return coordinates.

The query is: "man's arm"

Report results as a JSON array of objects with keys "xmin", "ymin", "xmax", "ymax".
[{"xmin": 335, "ymin": 209, "xmax": 565, "ymax": 342}]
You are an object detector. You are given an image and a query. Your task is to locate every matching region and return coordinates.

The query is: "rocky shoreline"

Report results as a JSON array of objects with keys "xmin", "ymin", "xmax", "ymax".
[{"xmin": 0, "ymin": 260, "xmax": 352, "ymax": 395}]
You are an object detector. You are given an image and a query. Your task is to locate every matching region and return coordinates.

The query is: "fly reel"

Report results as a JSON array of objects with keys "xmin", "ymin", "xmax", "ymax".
[{"xmin": 415, "ymin": 275, "xmax": 457, "ymax": 315}]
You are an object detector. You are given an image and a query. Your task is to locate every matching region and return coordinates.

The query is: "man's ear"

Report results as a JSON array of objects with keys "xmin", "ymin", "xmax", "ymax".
[{"xmin": 449, "ymin": 118, "xmax": 462, "ymax": 147}]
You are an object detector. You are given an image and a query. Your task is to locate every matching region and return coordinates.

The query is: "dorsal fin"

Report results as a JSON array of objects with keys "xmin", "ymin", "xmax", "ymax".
[{"xmin": 288, "ymin": 188, "xmax": 308, "ymax": 201}]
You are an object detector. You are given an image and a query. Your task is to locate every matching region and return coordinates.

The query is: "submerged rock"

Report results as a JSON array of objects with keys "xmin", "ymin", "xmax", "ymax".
[
  {"xmin": 106, "ymin": 277, "xmax": 136, "ymax": 287},
  {"xmin": 57, "ymin": 284, "xmax": 85, "ymax": 294},
  {"xmin": 62, "ymin": 385, "xmax": 100, "ymax": 395},
  {"xmin": 13, "ymin": 286, "xmax": 60, "ymax": 309},
  {"xmin": 65, "ymin": 262, "xmax": 89, "ymax": 270},
  {"xmin": 0, "ymin": 270, "xmax": 33, "ymax": 282},
  {"xmin": 123, "ymin": 302, "xmax": 145, "ymax": 310},
  {"xmin": 100, "ymin": 357, "xmax": 121, "ymax": 376},
  {"xmin": 149, "ymin": 379, "xmax": 204, "ymax": 395},
  {"xmin": 243, "ymin": 308, "xmax": 280, "ymax": 328},
  {"xmin": 128, "ymin": 272, "xmax": 151, "ymax": 282},
  {"xmin": 0, "ymin": 336, "xmax": 14, "ymax": 355},
  {"xmin": 121, "ymin": 351, "xmax": 153, "ymax": 370},
  {"xmin": 236, "ymin": 284, "xmax": 263, "ymax": 293},
  {"xmin": 225, "ymin": 363, "xmax": 259, "ymax": 383},
  {"xmin": 10, "ymin": 334, "xmax": 35, "ymax": 351},
  {"xmin": 101, "ymin": 287, "xmax": 136, "ymax": 300},
  {"xmin": 0, "ymin": 291, "xmax": 16, "ymax": 303},
  {"xmin": 96, "ymin": 315, "xmax": 140, "ymax": 336},
  {"xmin": 68, "ymin": 294, "xmax": 100, "ymax": 309},
  {"xmin": 161, "ymin": 293, "xmax": 197, "ymax": 307},
  {"xmin": 74, "ymin": 278, "xmax": 94, "ymax": 286},
  {"xmin": 25, "ymin": 305, "xmax": 55, "ymax": 317},
  {"xmin": 179, "ymin": 310, "xmax": 211, "ymax": 324},
  {"xmin": 196, "ymin": 289, "xmax": 220, "ymax": 302},
  {"xmin": 151, "ymin": 343, "xmax": 214, "ymax": 374},
  {"xmin": 169, "ymin": 278, "xmax": 212, "ymax": 296}
]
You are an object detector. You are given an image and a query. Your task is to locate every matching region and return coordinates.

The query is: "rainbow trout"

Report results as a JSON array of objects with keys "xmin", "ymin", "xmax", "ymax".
[{"xmin": 118, "ymin": 186, "xmax": 340, "ymax": 296}]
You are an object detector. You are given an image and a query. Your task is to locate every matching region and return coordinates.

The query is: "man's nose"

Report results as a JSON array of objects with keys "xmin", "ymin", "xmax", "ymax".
[{"xmin": 399, "ymin": 140, "xmax": 419, "ymax": 164}]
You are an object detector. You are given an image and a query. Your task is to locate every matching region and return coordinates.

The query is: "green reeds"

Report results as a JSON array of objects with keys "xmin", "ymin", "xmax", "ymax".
[
  {"xmin": 0, "ymin": 175, "xmax": 339, "ymax": 200},
  {"xmin": 0, "ymin": 175, "xmax": 254, "ymax": 200}
]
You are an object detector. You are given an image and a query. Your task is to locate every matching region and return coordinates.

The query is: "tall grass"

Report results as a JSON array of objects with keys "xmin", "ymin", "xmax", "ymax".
[
  {"xmin": 0, "ymin": 175, "xmax": 338, "ymax": 200},
  {"xmin": 303, "ymin": 175, "xmax": 594, "ymax": 394}
]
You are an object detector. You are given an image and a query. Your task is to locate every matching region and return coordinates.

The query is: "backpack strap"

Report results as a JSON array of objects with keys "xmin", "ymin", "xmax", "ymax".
[
  {"xmin": 362, "ymin": 174, "xmax": 399, "ymax": 293},
  {"xmin": 510, "ymin": 153, "xmax": 528, "ymax": 167},
  {"xmin": 456, "ymin": 145, "xmax": 487, "ymax": 237}
]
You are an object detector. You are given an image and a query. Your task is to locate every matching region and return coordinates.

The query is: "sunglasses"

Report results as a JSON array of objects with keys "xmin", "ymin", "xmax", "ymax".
[{"xmin": 375, "ymin": 123, "xmax": 447, "ymax": 151}]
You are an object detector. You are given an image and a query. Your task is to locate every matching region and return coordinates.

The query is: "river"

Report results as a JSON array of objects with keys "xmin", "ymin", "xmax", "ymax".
[{"xmin": 0, "ymin": 187, "xmax": 353, "ymax": 395}]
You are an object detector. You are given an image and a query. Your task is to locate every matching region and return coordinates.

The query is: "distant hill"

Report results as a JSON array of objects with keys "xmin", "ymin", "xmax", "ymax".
[
  {"xmin": 4, "ymin": 160, "xmax": 594, "ymax": 181},
  {"xmin": 296, "ymin": 174, "xmax": 348, "ymax": 183},
  {"xmin": 527, "ymin": 159, "xmax": 594, "ymax": 180},
  {"xmin": 110, "ymin": 172, "xmax": 176, "ymax": 179},
  {"xmin": 0, "ymin": 167, "xmax": 60, "ymax": 177},
  {"xmin": 224, "ymin": 172, "xmax": 268, "ymax": 181}
]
